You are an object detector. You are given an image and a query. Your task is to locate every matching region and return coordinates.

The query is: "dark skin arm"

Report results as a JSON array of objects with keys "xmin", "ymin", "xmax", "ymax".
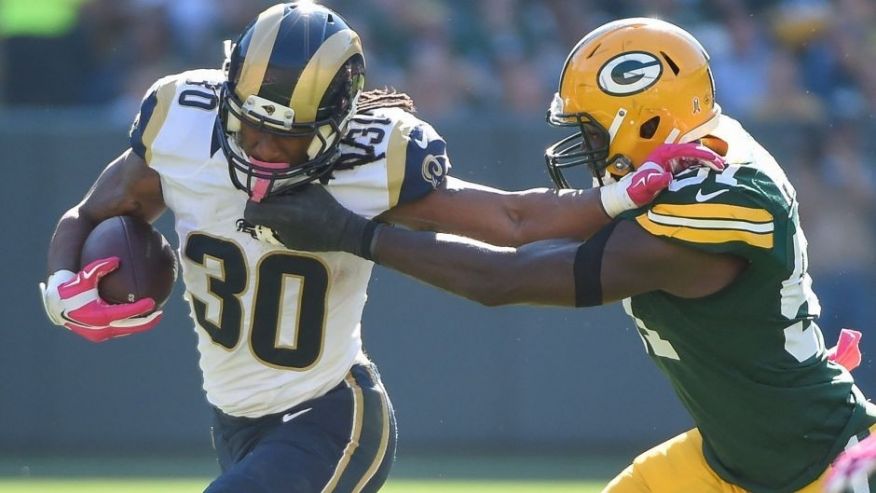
[
  {"xmin": 243, "ymin": 185, "xmax": 745, "ymax": 305},
  {"xmin": 371, "ymin": 220, "xmax": 747, "ymax": 307},
  {"xmin": 47, "ymin": 149, "xmax": 165, "ymax": 275},
  {"xmin": 377, "ymin": 176, "xmax": 612, "ymax": 246}
]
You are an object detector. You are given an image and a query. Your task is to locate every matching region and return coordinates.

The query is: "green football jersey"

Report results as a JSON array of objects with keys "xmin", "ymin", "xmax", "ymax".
[{"xmin": 619, "ymin": 117, "xmax": 875, "ymax": 492}]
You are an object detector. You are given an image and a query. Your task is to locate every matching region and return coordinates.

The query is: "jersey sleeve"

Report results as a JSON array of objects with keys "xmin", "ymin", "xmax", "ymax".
[
  {"xmin": 624, "ymin": 167, "xmax": 790, "ymax": 263},
  {"xmin": 129, "ymin": 75, "xmax": 179, "ymax": 164},
  {"xmin": 383, "ymin": 115, "xmax": 451, "ymax": 208}
]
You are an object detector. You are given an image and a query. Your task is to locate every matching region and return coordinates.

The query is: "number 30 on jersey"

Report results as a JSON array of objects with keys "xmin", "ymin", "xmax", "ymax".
[{"xmin": 184, "ymin": 233, "xmax": 328, "ymax": 370}]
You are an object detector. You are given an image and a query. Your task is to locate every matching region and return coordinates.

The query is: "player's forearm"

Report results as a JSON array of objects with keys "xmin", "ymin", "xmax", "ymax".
[
  {"xmin": 46, "ymin": 207, "xmax": 98, "ymax": 275},
  {"xmin": 383, "ymin": 179, "xmax": 611, "ymax": 248},
  {"xmin": 505, "ymin": 187, "xmax": 611, "ymax": 245},
  {"xmin": 372, "ymin": 227, "xmax": 577, "ymax": 307}
]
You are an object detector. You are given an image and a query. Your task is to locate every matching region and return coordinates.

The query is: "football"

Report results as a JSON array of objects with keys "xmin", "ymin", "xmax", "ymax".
[{"xmin": 80, "ymin": 215, "xmax": 177, "ymax": 308}]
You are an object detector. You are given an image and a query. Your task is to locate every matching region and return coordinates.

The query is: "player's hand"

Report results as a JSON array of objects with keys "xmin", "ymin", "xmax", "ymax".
[
  {"xmin": 40, "ymin": 257, "xmax": 162, "ymax": 343},
  {"xmin": 599, "ymin": 162, "xmax": 672, "ymax": 218},
  {"xmin": 599, "ymin": 143, "xmax": 726, "ymax": 218},
  {"xmin": 244, "ymin": 185, "xmax": 382, "ymax": 259},
  {"xmin": 645, "ymin": 142, "xmax": 726, "ymax": 174},
  {"xmin": 827, "ymin": 328, "xmax": 863, "ymax": 372},
  {"xmin": 826, "ymin": 434, "xmax": 876, "ymax": 493}
]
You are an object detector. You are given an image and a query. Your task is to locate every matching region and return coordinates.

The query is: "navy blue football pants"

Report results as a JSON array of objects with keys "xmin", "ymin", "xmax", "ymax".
[{"xmin": 204, "ymin": 363, "xmax": 397, "ymax": 493}]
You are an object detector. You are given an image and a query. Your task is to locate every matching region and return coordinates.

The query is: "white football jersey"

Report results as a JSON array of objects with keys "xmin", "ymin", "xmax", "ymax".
[{"xmin": 130, "ymin": 70, "xmax": 450, "ymax": 417}]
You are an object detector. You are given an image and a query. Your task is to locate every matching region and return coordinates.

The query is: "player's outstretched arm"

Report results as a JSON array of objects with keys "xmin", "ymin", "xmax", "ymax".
[
  {"xmin": 370, "ymin": 220, "xmax": 744, "ymax": 306},
  {"xmin": 371, "ymin": 228, "xmax": 580, "ymax": 306},
  {"xmin": 245, "ymin": 184, "xmax": 744, "ymax": 307},
  {"xmin": 378, "ymin": 177, "xmax": 610, "ymax": 247},
  {"xmin": 41, "ymin": 149, "xmax": 167, "ymax": 342},
  {"xmin": 379, "ymin": 143, "xmax": 724, "ymax": 247}
]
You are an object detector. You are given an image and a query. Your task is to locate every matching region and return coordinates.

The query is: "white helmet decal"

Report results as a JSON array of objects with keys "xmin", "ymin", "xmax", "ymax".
[{"xmin": 598, "ymin": 52, "xmax": 663, "ymax": 96}]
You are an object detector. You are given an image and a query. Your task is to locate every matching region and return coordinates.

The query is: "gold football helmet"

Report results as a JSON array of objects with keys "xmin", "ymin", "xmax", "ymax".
[{"xmin": 545, "ymin": 18, "xmax": 721, "ymax": 187}]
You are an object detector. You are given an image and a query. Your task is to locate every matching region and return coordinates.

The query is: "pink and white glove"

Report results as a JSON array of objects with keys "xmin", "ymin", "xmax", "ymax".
[
  {"xmin": 600, "ymin": 143, "xmax": 726, "ymax": 218},
  {"xmin": 826, "ymin": 434, "xmax": 876, "ymax": 493},
  {"xmin": 644, "ymin": 142, "xmax": 726, "ymax": 174},
  {"xmin": 40, "ymin": 257, "xmax": 162, "ymax": 343},
  {"xmin": 827, "ymin": 328, "xmax": 863, "ymax": 372}
]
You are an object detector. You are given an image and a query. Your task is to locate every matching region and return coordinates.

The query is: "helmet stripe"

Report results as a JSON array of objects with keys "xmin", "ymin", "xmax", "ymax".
[
  {"xmin": 236, "ymin": 4, "xmax": 285, "ymax": 102},
  {"xmin": 289, "ymin": 29, "xmax": 362, "ymax": 122}
]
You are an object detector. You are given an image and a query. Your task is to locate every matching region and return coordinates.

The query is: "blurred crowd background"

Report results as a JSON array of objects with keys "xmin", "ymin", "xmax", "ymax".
[
  {"xmin": 2, "ymin": 0, "xmax": 875, "ymax": 404},
  {"xmin": 3, "ymin": 0, "xmax": 876, "ymax": 121}
]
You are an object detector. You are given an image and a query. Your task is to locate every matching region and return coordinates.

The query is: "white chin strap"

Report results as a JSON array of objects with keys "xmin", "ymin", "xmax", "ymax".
[
  {"xmin": 593, "ymin": 173, "xmax": 618, "ymax": 188},
  {"xmin": 607, "ymin": 108, "xmax": 627, "ymax": 142}
]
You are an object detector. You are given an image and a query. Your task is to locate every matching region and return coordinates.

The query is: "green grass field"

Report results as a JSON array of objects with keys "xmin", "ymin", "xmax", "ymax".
[
  {"xmin": 0, "ymin": 478, "xmax": 604, "ymax": 492},
  {"xmin": 0, "ymin": 454, "xmax": 616, "ymax": 492}
]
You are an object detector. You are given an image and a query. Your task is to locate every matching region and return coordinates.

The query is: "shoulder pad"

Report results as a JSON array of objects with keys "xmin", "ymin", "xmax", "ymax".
[
  {"xmin": 129, "ymin": 70, "xmax": 223, "ymax": 163},
  {"xmin": 630, "ymin": 165, "xmax": 785, "ymax": 256},
  {"xmin": 344, "ymin": 108, "xmax": 451, "ymax": 207}
]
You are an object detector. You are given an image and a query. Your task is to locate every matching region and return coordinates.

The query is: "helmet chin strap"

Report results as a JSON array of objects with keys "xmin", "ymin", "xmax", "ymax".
[{"xmin": 594, "ymin": 173, "xmax": 618, "ymax": 188}]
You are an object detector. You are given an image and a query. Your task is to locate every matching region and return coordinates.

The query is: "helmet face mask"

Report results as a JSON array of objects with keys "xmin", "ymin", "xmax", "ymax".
[
  {"xmin": 545, "ymin": 18, "xmax": 721, "ymax": 189},
  {"xmin": 545, "ymin": 95, "xmax": 624, "ymax": 188},
  {"xmin": 217, "ymin": 2, "xmax": 365, "ymax": 201}
]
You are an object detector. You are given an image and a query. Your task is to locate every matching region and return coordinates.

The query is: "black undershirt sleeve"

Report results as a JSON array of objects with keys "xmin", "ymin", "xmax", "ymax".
[{"xmin": 573, "ymin": 220, "xmax": 619, "ymax": 307}]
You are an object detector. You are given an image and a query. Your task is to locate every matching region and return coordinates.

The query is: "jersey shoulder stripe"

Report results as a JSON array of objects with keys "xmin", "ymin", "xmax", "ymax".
[
  {"xmin": 129, "ymin": 69, "xmax": 224, "ymax": 164},
  {"xmin": 628, "ymin": 164, "xmax": 784, "ymax": 254},
  {"xmin": 650, "ymin": 203, "xmax": 773, "ymax": 223},
  {"xmin": 636, "ymin": 202, "xmax": 775, "ymax": 249},
  {"xmin": 383, "ymin": 115, "xmax": 408, "ymax": 207},
  {"xmin": 130, "ymin": 75, "xmax": 179, "ymax": 163},
  {"xmin": 636, "ymin": 213, "xmax": 774, "ymax": 249}
]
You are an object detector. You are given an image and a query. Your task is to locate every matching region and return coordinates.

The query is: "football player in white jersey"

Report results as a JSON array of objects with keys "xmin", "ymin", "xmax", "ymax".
[{"xmin": 39, "ymin": 4, "xmax": 711, "ymax": 492}]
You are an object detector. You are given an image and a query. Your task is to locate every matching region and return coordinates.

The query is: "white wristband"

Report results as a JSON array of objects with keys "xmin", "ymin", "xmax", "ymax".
[
  {"xmin": 599, "ymin": 181, "xmax": 637, "ymax": 219},
  {"xmin": 40, "ymin": 269, "xmax": 76, "ymax": 325},
  {"xmin": 46, "ymin": 270, "xmax": 76, "ymax": 291}
]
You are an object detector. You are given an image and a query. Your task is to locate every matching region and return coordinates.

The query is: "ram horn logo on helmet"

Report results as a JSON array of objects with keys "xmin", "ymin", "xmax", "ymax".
[{"xmin": 597, "ymin": 52, "xmax": 663, "ymax": 96}]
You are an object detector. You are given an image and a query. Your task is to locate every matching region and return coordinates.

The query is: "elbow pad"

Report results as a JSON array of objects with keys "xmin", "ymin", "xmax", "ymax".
[{"xmin": 573, "ymin": 221, "xmax": 617, "ymax": 307}]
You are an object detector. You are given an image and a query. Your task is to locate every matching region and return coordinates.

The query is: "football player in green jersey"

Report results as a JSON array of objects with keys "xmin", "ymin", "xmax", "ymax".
[{"xmin": 244, "ymin": 17, "xmax": 876, "ymax": 493}]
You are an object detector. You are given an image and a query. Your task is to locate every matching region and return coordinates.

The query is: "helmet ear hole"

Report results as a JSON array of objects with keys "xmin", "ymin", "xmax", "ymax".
[
  {"xmin": 640, "ymin": 116, "xmax": 660, "ymax": 139},
  {"xmin": 660, "ymin": 52, "xmax": 680, "ymax": 75}
]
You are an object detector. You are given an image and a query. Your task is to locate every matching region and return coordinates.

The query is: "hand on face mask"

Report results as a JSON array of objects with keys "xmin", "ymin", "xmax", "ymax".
[
  {"xmin": 599, "ymin": 142, "xmax": 726, "ymax": 218},
  {"xmin": 243, "ymin": 185, "xmax": 383, "ymax": 260}
]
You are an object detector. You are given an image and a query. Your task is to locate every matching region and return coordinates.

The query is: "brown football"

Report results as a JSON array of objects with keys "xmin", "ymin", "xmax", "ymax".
[{"xmin": 80, "ymin": 216, "xmax": 177, "ymax": 308}]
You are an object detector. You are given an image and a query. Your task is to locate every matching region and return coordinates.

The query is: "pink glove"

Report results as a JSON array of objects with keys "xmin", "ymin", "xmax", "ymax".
[
  {"xmin": 644, "ymin": 142, "xmax": 726, "ymax": 174},
  {"xmin": 827, "ymin": 328, "xmax": 863, "ymax": 372},
  {"xmin": 826, "ymin": 434, "xmax": 876, "ymax": 493},
  {"xmin": 40, "ymin": 257, "xmax": 162, "ymax": 343},
  {"xmin": 600, "ymin": 143, "xmax": 726, "ymax": 218}
]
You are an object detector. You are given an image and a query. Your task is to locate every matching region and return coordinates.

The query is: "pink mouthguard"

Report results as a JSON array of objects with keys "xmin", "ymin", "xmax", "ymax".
[{"xmin": 248, "ymin": 158, "xmax": 290, "ymax": 202}]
